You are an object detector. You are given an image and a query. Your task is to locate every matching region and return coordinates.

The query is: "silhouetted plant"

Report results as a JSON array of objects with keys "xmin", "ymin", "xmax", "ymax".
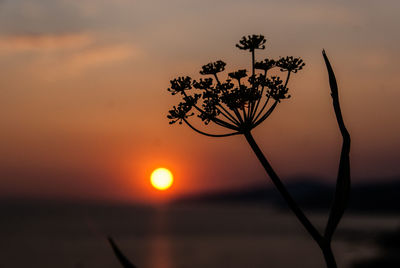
[
  {"xmin": 166, "ymin": 35, "xmax": 351, "ymax": 268},
  {"xmin": 108, "ymin": 237, "xmax": 137, "ymax": 268},
  {"xmin": 110, "ymin": 34, "xmax": 351, "ymax": 268}
]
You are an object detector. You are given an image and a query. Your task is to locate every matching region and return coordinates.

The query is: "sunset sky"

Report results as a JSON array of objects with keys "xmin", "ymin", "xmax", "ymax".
[{"xmin": 0, "ymin": 0, "xmax": 399, "ymax": 203}]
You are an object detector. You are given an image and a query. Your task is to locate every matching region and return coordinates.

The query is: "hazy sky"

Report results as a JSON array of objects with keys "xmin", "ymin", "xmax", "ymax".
[{"xmin": 1, "ymin": 0, "xmax": 399, "ymax": 203}]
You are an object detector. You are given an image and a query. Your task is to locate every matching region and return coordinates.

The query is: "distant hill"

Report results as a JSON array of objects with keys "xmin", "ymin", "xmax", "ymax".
[{"xmin": 173, "ymin": 178, "xmax": 400, "ymax": 213}]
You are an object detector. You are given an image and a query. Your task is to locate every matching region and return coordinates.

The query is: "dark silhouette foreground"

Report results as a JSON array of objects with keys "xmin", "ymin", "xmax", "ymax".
[
  {"xmin": 108, "ymin": 237, "xmax": 136, "ymax": 268},
  {"xmin": 110, "ymin": 35, "xmax": 351, "ymax": 268}
]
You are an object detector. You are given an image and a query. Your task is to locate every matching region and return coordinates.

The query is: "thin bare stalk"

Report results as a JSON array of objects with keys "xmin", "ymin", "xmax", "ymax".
[{"xmin": 243, "ymin": 131, "xmax": 323, "ymax": 244}]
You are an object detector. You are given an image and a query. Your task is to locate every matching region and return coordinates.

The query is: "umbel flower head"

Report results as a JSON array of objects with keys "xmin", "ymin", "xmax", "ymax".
[
  {"xmin": 236, "ymin": 34, "xmax": 266, "ymax": 51},
  {"xmin": 167, "ymin": 34, "xmax": 305, "ymax": 137},
  {"xmin": 199, "ymin": 60, "xmax": 226, "ymax": 75}
]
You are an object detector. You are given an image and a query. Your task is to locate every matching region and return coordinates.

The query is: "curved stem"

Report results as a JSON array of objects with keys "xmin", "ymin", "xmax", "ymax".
[
  {"xmin": 283, "ymin": 71, "xmax": 291, "ymax": 88},
  {"xmin": 183, "ymin": 119, "xmax": 240, "ymax": 138},
  {"xmin": 243, "ymin": 131, "xmax": 323, "ymax": 245}
]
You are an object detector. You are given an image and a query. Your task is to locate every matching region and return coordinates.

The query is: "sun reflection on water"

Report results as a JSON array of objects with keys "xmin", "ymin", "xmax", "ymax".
[{"xmin": 148, "ymin": 207, "xmax": 172, "ymax": 268}]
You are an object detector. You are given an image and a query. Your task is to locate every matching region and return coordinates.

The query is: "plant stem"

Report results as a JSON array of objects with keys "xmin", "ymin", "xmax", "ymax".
[
  {"xmin": 322, "ymin": 50, "xmax": 351, "ymax": 242},
  {"xmin": 322, "ymin": 243, "xmax": 337, "ymax": 268},
  {"xmin": 244, "ymin": 131, "xmax": 338, "ymax": 268},
  {"xmin": 243, "ymin": 131, "xmax": 322, "ymax": 243}
]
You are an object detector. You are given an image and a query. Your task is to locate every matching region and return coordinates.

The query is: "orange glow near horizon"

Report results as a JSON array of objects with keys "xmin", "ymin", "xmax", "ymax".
[
  {"xmin": 1, "ymin": 1, "xmax": 400, "ymax": 203},
  {"xmin": 150, "ymin": 168, "xmax": 174, "ymax": 191}
]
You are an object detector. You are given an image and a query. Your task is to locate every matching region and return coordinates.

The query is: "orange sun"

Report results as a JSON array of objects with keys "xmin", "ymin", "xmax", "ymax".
[{"xmin": 150, "ymin": 168, "xmax": 174, "ymax": 191}]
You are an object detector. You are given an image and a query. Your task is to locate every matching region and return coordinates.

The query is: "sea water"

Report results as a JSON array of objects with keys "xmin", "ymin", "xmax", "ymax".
[{"xmin": 0, "ymin": 202, "xmax": 398, "ymax": 268}]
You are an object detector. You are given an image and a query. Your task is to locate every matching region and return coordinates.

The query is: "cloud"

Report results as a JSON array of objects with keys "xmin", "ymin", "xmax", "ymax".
[
  {"xmin": 61, "ymin": 44, "xmax": 141, "ymax": 75},
  {"xmin": 0, "ymin": 33, "xmax": 93, "ymax": 53},
  {"xmin": 0, "ymin": 32, "xmax": 142, "ymax": 79}
]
